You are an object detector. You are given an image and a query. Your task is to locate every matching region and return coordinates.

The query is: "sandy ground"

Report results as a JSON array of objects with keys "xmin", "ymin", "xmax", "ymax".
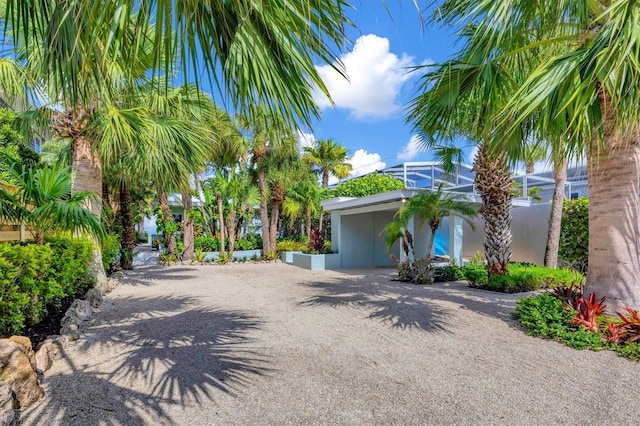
[{"xmin": 20, "ymin": 263, "xmax": 640, "ymax": 425}]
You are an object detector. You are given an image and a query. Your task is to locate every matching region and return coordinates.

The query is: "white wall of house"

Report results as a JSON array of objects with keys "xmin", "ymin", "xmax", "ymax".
[
  {"xmin": 336, "ymin": 210, "xmax": 399, "ymax": 268},
  {"xmin": 438, "ymin": 202, "xmax": 553, "ymax": 265}
]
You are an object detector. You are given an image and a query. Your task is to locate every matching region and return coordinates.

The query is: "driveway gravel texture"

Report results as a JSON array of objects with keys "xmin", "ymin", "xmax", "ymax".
[{"xmin": 20, "ymin": 263, "xmax": 640, "ymax": 425}]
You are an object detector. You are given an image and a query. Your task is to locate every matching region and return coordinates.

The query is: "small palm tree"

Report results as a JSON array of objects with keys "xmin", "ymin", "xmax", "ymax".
[
  {"xmin": 0, "ymin": 157, "xmax": 104, "ymax": 244},
  {"xmin": 382, "ymin": 207, "xmax": 416, "ymax": 261},
  {"xmin": 282, "ymin": 178, "xmax": 326, "ymax": 238},
  {"xmin": 403, "ymin": 183, "xmax": 477, "ymax": 263}
]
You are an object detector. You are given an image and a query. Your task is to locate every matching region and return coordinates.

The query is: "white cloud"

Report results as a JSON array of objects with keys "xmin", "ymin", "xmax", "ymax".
[
  {"xmin": 296, "ymin": 130, "xmax": 316, "ymax": 155},
  {"xmin": 397, "ymin": 135, "xmax": 423, "ymax": 161},
  {"xmin": 315, "ymin": 34, "xmax": 415, "ymax": 119},
  {"xmin": 327, "ymin": 149, "xmax": 387, "ymax": 186}
]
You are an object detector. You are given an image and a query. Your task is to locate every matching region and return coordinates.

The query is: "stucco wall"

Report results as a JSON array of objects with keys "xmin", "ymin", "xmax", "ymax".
[
  {"xmin": 456, "ymin": 203, "xmax": 552, "ymax": 265},
  {"xmin": 340, "ymin": 211, "xmax": 398, "ymax": 268}
]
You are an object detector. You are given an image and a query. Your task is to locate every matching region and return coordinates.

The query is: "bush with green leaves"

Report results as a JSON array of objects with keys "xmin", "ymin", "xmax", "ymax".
[
  {"xmin": 559, "ymin": 197, "xmax": 588, "ymax": 273},
  {"xmin": 462, "ymin": 264, "xmax": 488, "ymax": 286},
  {"xmin": 471, "ymin": 264, "xmax": 584, "ymax": 293},
  {"xmin": 433, "ymin": 265, "xmax": 466, "ymax": 282},
  {"xmin": 0, "ymin": 236, "xmax": 93, "ymax": 336},
  {"xmin": 194, "ymin": 236, "xmax": 220, "ymax": 252},
  {"xmin": 334, "ymin": 173, "xmax": 404, "ymax": 198},
  {"xmin": 101, "ymin": 233, "xmax": 121, "ymax": 273}
]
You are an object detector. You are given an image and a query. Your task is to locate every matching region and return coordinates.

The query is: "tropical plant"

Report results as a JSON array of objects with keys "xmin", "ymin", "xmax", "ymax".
[
  {"xmin": 558, "ymin": 197, "xmax": 589, "ymax": 274},
  {"xmin": 403, "ymin": 183, "xmax": 477, "ymax": 263},
  {"xmin": 282, "ymin": 178, "xmax": 326, "ymax": 238},
  {"xmin": 6, "ymin": 0, "xmax": 351, "ymax": 126},
  {"xmin": 303, "ymin": 138, "xmax": 352, "ymax": 188},
  {"xmin": 425, "ymin": 0, "xmax": 640, "ymax": 311},
  {"xmin": 567, "ymin": 293, "xmax": 607, "ymax": 332},
  {"xmin": 0, "ymin": 157, "xmax": 104, "ymax": 244}
]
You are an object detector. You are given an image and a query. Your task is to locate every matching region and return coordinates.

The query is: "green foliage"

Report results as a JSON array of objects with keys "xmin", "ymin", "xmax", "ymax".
[
  {"xmin": 0, "ymin": 109, "xmax": 40, "ymax": 183},
  {"xmin": 101, "ymin": 233, "xmax": 121, "ymax": 273},
  {"xmin": 462, "ymin": 264, "xmax": 488, "ymax": 286},
  {"xmin": 474, "ymin": 264, "xmax": 584, "ymax": 293},
  {"xmin": 559, "ymin": 197, "xmax": 589, "ymax": 273},
  {"xmin": 0, "ymin": 237, "xmax": 93, "ymax": 336},
  {"xmin": 235, "ymin": 235, "xmax": 262, "ymax": 251},
  {"xmin": 159, "ymin": 252, "xmax": 177, "ymax": 264},
  {"xmin": 513, "ymin": 293, "xmax": 574, "ymax": 339},
  {"xmin": 194, "ymin": 236, "xmax": 220, "ymax": 252},
  {"xmin": 276, "ymin": 240, "xmax": 305, "ymax": 251},
  {"xmin": 615, "ymin": 342, "xmax": 640, "ymax": 361},
  {"xmin": 194, "ymin": 248, "xmax": 206, "ymax": 263},
  {"xmin": 433, "ymin": 265, "xmax": 466, "ymax": 282},
  {"xmin": 334, "ymin": 173, "xmax": 404, "ymax": 198}
]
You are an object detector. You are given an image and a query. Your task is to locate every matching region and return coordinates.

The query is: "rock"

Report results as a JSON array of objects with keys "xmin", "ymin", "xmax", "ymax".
[
  {"xmin": 0, "ymin": 340, "xmax": 43, "ymax": 409},
  {"xmin": 34, "ymin": 346, "xmax": 51, "ymax": 374},
  {"xmin": 62, "ymin": 331, "xmax": 79, "ymax": 342},
  {"xmin": 6, "ymin": 337, "xmax": 34, "ymax": 371},
  {"xmin": 67, "ymin": 300, "xmax": 92, "ymax": 321},
  {"xmin": 84, "ymin": 288, "xmax": 103, "ymax": 308},
  {"xmin": 36, "ymin": 339, "xmax": 64, "ymax": 361},
  {"xmin": 95, "ymin": 277, "xmax": 118, "ymax": 295},
  {"xmin": 0, "ymin": 382, "xmax": 16, "ymax": 426}
]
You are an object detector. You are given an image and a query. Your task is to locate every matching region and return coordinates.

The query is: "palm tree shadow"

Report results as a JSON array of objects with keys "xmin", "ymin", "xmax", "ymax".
[
  {"xmin": 300, "ymin": 273, "xmax": 452, "ymax": 333},
  {"xmin": 21, "ymin": 296, "xmax": 270, "ymax": 425},
  {"xmin": 119, "ymin": 265, "xmax": 200, "ymax": 286}
]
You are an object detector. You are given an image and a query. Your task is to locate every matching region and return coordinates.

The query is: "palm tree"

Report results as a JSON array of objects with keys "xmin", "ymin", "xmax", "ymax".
[
  {"xmin": 203, "ymin": 173, "xmax": 230, "ymax": 256},
  {"xmin": 226, "ymin": 172, "xmax": 260, "ymax": 254},
  {"xmin": 303, "ymin": 139, "xmax": 353, "ymax": 188},
  {"xmin": 6, "ymin": 0, "xmax": 350, "ymax": 127},
  {"xmin": 403, "ymin": 183, "xmax": 477, "ymax": 263},
  {"xmin": 282, "ymin": 178, "xmax": 326, "ymax": 238},
  {"xmin": 522, "ymin": 143, "xmax": 547, "ymax": 174},
  {"xmin": 0, "ymin": 157, "xmax": 104, "ymax": 244},
  {"xmin": 430, "ymin": 1, "xmax": 640, "ymax": 310},
  {"xmin": 406, "ymin": 36, "xmax": 526, "ymax": 276},
  {"xmin": 303, "ymin": 138, "xmax": 352, "ymax": 234},
  {"xmin": 382, "ymin": 207, "xmax": 417, "ymax": 261}
]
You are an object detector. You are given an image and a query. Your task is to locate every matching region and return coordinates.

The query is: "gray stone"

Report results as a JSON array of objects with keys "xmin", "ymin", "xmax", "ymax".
[
  {"xmin": 34, "ymin": 346, "xmax": 50, "ymax": 374},
  {"xmin": 84, "ymin": 288, "xmax": 103, "ymax": 308},
  {"xmin": 0, "ymin": 382, "xmax": 16, "ymax": 426},
  {"xmin": 67, "ymin": 300, "xmax": 92, "ymax": 321}
]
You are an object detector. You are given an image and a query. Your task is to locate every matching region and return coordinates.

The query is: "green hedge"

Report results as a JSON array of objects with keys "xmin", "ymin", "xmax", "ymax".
[
  {"xmin": 470, "ymin": 264, "xmax": 584, "ymax": 293},
  {"xmin": 559, "ymin": 197, "xmax": 588, "ymax": 273},
  {"xmin": 0, "ymin": 236, "xmax": 93, "ymax": 336},
  {"xmin": 334, "ymin": 173, "xmax": 404, "ymax": 198},
  {"xmin": 195, "ymin": 235, "xmax": 263, "ymax": 252}
]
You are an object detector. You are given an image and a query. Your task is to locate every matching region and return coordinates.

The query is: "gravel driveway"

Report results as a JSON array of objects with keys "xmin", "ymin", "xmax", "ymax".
[{"xmin": 21, "ymin": 263, "xmax": 640, "ymax": 425}]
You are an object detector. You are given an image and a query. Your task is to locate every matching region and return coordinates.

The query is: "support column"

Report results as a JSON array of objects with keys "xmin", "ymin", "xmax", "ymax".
[
  {"xmin": 449, "ymin": 214, "xmax": 464, "ymax": 265},
  {"xmin": 330, "ymin": 211, "xmax": 341, "ymax": 254}
]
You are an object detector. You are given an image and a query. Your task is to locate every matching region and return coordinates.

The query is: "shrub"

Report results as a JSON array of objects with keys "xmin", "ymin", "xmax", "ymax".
[
  {"xmin": 433, "ymin": 265, "xmax": 466, "ymax": 282},
  {"xmin": 194, "ymin": 236, "xmax": 220, "ymax": 252},
  {"xmin": 101, "ymin": 233, "xmax": 121, "ymax": 273},
  {"xmin": 479, "ymin": 264, "xmax": 584, "ymax": 293},
  {"xmin": 559, "ymin": 197, "xmax": 588, "ymax": 273},
  {"xmin": 334, "ymin": 173, "xmax": 405, "ymax": 198},
  {"xmin": 235, "ymin": 237, "xmax": 260, "ymax": 251},
  {"xmin": 276, "ymin": 240, "xmax": 305, "ymax": 252},
  {"xmin": 0, "ymin": 237, "xmax": 93, "ymax": 336},
  {"xmin": 462, "ymin": 264, "xmax": 488, "ymax": 286},
  {"xmin": 513, "ymin": 293, "xmax": 574, "ymax": 339}
]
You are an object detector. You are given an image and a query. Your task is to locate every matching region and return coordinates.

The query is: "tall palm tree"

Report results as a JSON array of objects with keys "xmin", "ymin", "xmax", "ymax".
[
  {"xmin": 303, "ymin": 139, "xmax": 353, "ymax": 188},
  {"xmin": 403, "ymin": 183, "xmax": 477, "ymax": 263},
  {"xmin": 406, "ymin": 31, "xmax": 527, "ymax": 275},
  {"xmin": 431, "ymin": 0, "xmax": 640, "ymax": 310}
]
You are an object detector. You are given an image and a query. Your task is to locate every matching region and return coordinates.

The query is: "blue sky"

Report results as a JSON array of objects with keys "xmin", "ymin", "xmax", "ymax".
[{"xmin": 299, "ymin": 1, "xmax": 465, "ymax": 181}]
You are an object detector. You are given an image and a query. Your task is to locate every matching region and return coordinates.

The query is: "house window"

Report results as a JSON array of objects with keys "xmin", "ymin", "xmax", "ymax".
[{"xmin": 570, "ymin": 192, "xmax": 579, "ymax": 200}]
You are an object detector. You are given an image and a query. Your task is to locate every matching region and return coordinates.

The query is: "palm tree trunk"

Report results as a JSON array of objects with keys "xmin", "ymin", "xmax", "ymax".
[
  {"xmin": 257, "ymin": 168, "xmax": 270, "ymax": 253},
  {"xmin": 269, "ymin": 202, "xmax": 280, "ymax": 254},
  {"xmin": 474, "ymin": 142, "xmax": 513, "ymax": 276},
  {"xmin": 120, "ymin": 183, "xmax": 135, "ymax": 270},
  {"xmin": 157, "ymin": 189, "xmax": 176, "ymax": 255},
  {"xmin": 305, "ymin": 209, "xmax": 312, "ymax": 238},
  {"xmin": 217, "ymin": 196, "xmax": 226, "ymax": 255},
  {"xmin": 425, "ymin": 225, "xmax": 437, "ymax": 263},
  {"xmin": 544, "ymin": 157, "xmax": 567, "ymax": 268},
  {"xmin": 227, "ymin": 207, "xmax": 237, "ymax": 254},
  {"xmin": 585, "ymin": 119, "xmax": 640, "ymax": 311},
  {"xmin": 71, "ymin": 134, "xmax": 107, "ymax": 283},
  {"xmin": 182, "ymin": 190, "xmax": 194, "ymax": 262}
]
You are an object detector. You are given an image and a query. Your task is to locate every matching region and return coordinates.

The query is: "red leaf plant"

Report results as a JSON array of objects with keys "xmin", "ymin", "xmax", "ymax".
[
  {"xmin": 552, "ymin": 285, "xmax": 581, "ymax": 302},
  {"xmin": 566, "ymin": 293, "xmax": 607, "ymax": 332},
  {"xmin": 605, "ymin": 322, "xmax": 627, "ymax": 344},
  {"xmin": 616, "ymin": 305, "xmax": 640, "ymax": 344}
]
